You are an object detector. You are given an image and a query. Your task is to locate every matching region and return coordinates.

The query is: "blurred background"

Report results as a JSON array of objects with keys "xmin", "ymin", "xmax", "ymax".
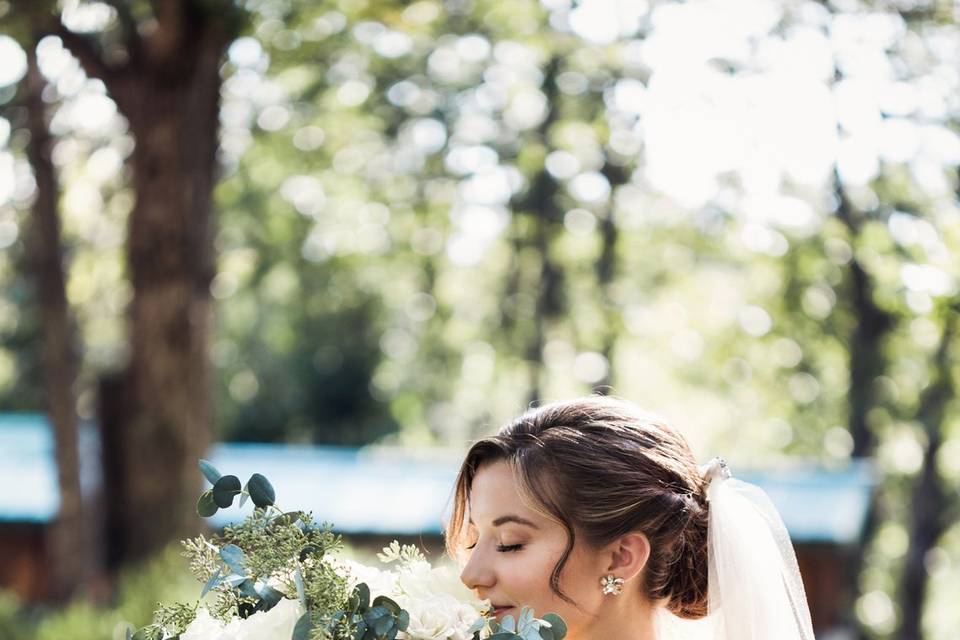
[{"xmin": 0, "ymin": 0, "xmax": 958, "ymax": 638}]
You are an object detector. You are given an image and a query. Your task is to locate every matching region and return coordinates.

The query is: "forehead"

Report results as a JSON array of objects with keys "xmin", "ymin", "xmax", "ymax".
[{"xmin": 468, "ymin": 460, "xmax": 534, "ymax": 522}]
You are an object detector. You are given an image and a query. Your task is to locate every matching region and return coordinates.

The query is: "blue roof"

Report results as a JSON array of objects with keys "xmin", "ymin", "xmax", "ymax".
[
  {"xmin": 0, "ymin": 414, "xmax": 876, "ymax": 544},
  {"xmin": 0, "ymin": 414, "xmax": 62, "ymax": 523},
  {"xmin": 206, "ymin": 443, "xmax": 460, "ymax": 535}
]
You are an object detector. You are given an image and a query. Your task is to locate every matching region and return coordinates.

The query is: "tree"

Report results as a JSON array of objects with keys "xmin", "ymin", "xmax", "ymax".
[
  {"xmin": 21, "ymin": 39, "xmax": 87, "ymax": 602},
  {"xmin": 26, "ymin": 0, "xmax": 246, "ymax": 566},
  {"xmin": 898, "ymin": 298, "xmax": 958, "ymax": 640}
]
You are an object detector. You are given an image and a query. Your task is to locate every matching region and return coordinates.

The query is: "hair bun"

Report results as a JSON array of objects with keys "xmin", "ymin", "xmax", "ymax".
[{"xmin": 664, "ymin": 501, "xmax": 710, "ymax": 619}]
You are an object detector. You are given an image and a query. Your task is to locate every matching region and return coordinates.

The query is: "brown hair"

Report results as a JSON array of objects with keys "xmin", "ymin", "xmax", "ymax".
[{"xmin": 445, "ymin": 395, "xmax": 710, "ymax": 619}]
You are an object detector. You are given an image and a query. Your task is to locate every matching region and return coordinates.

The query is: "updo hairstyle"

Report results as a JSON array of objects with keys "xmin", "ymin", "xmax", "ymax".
[{"xmin": 445, "ymin": 396, "xmax": 710, "ymax": 619}]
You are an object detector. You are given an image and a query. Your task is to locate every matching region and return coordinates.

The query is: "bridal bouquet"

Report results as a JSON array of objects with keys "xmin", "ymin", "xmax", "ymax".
[{"xmin": 129, "ymin": 461, "xmax": 567, "ymax": 640}]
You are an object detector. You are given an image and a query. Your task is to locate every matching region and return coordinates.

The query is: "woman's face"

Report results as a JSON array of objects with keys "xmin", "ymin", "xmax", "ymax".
[{"xmin": 458, "ymin": 461, "xmax": 610, "ymax": 637}]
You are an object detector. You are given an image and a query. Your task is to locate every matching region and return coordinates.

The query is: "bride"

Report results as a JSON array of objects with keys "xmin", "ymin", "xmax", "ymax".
[{"xmin": 445, "ymin": 395, "xmax": 816, "ymax": 640}]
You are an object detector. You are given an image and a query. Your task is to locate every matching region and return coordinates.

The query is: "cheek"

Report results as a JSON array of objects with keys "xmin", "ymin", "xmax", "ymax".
[
  {"xmin": 504, "ymin": 546, "xmax": 602, "ymax": 623},
  {"xmin": 549, "ymin": 550, "xmax": 606, "ymax": 625}
]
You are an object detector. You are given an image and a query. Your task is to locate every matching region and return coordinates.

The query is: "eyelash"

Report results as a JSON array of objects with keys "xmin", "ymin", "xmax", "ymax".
[{"xmin": 465, "ymin": 543, "xmax": 524, "ymax": 553}]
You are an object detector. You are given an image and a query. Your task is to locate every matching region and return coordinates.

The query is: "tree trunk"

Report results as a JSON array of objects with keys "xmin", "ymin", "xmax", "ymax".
[
  {"xmin": 897, "ymin": 303, "xmax": 956, "ymax": 640},
  {"xmin": 56, "ymin": 8, "xmax": 228, "ymax": 565},
  {"xmin": 527, "ymin": 175, "xmax": 563, "ymax": 406},
  {"xmin": 832, "ymin": 175, "xmax": 896, "ymax": 640},
  {"xmin": 520, "ymin": 58, "xmax": 563, "ymax": 406},
  {"xmin": 115, "ymin": 27, "xmax": 223, "ymax": 564},
  {"xmin": 834, "ymin": 176, "xmax": 894, "ymax": 458},
  {"xmin": 594, "ymin": 161, "xmax": 629, "ymax": 392},
  {"xmin": 23, "ymin": 43, "xmax": 87, "ymax": 601}
]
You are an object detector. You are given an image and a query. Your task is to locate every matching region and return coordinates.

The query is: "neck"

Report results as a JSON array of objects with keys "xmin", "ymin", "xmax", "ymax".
[{"xmin": 574, "ymin": 597, "xmax": 659, "ymax": 640}]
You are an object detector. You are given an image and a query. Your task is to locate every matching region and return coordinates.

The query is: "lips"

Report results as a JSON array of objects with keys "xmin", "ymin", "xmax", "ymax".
[{"xmin": 490, "ymin": 605, "xmax": 514, "ymax": 617}]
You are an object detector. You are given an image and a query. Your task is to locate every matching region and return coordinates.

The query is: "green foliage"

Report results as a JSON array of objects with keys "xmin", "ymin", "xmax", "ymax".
[
  {"xmin": 0, "ymin": 591, "xmax": 30, "ymax": 640},
  {"xmin": 0, "ymin": 545, "xmax": 198, "ymax": 640},
  {"xmin": 325, "ymin": 584, "xmax": 409, "ymax": 640},
  {"xmin": 246, "ymin": 473, "xmax": 275, "ymax": 508},
  {"xmin": 213, "ymin": 475, "xmax": 243, "ymax": 508},
  {"xmin": 485, "ymin": 607, "xmax": 567, "ymax": 640}
]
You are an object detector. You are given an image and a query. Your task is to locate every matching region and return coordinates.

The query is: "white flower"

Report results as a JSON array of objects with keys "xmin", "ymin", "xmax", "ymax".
[
  {"xmin": 397, "ymin": 563, "xmax": 481, "ymax": 607},
  {"xmin": 181, "ymin": 607, "xmax": 236, "ymax": 640},
  {"xmin": 395, "ymin": 563, "xmax": 489, "ymax": 640},
  {"xmin": 236, "ymin": 598, "xmax": 304, "ymax": 640},
  {"xmin": 334, "ymin": 557, "xmax": 400, "ymax": 599},
  {"xmin": 331, "ymin": 552, "xmax": 489, "ymax": 640},
  {"xmin": 181, "ymin": 599, "xmax": 304, "ymax": 640},
  {"xmin": 400, "ymin": 594, "xmax": 484, "ymax": 640}
]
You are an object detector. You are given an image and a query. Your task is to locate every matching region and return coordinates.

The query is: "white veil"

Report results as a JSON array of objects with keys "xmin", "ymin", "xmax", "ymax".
[{"xmin": 656, "ymin": 458, "xmax": 816, "ymax": 640}]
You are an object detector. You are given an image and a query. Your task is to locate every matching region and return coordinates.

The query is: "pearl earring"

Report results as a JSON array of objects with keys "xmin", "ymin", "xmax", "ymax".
[{"xmin": 600, "ymin": 574, "xmax": 625, "ymax": 595}]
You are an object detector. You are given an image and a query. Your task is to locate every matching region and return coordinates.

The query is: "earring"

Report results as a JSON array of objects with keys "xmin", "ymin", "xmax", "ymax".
[{"xmin": 600, "ymin": 574, "xmax": 625, "ymax": 596}]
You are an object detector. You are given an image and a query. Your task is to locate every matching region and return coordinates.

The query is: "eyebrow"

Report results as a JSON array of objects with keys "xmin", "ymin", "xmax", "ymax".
[{"xmin": 468, "ymin": 515, "xmax": 540, "ymax": 529}]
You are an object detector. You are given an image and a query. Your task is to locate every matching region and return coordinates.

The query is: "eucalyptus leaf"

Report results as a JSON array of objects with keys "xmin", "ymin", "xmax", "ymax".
[
  {"xmin": 354, "ymin": 583, "xmax": 371, "ymax": 610},
  {"xmin": 363, "ymin": 605, "xmax": 390, "ymax": 623},
  {"xmin": 247, "ymin": 473, "xmax": 276, "ymax": 507},
  {"xmin": 521, "ymin": 625, "xmax": 542, "ymax": 640},
  {"xmin": 254, "ymin": 585, "xmax": 285, "ymax": 611},
  {"xmin": 488, "ymin": 633, "xmax": 519, "ymax": 640},
  {"xmin": 293, "ymin": 613, "xmax": 313, "ymax": 640},
  {"xmin": 272, "ymin": 510, "xmax": 302, "ymax": 526},
  {"xmin": 198, "ymin": 459, "xmax": 222, "ymax": 484},
  {"xmin": 371, "ymin": 595, "xmax": 401, "ymax": 615},
  {"xmin": 197, "ymin": 490, "xmax": 218, "ymax": 517},
  {"xmin": 397, "ymin": 610, "xmax": 409, "ymax": 632},
  {"xmin": 353, "ymin": 620, "xmax": 368, "ymax": 640},
  {"xmin": 467, "ymin": 616, "xmax": 485, "ymax": 635},
  {"xmin": 212, "ymin": 475, "xmax": 242, "ymax": 508},
  {"xmin": 294, "ymin": 566, "xmax": 306, "ymax": 605},
  {"xmin": 370, "ymin": 610, "xmax": 393, "ymax": 636},
  {"xmin": 223, "ymin": 573, "xmax": 248, "ymax": 587},
  {"xmin": 500, "ymin": 615, "xmax": 516, "ymax": 634},
  {"xmin": 541, "ymin": 614, "xmax": 566, "ymax": 640},
  {"xmin": 220, "ymin": 544, "xmax": 247, "ymax": 574},
  {"xmin": 518, "ymin": 607, "xmax": 535, "ymax": 628},
  {"xmin": 200, "ymin": 568, "xmax": 222, "ymax": 598},
  {"xmin": 237, "ymin": 578, "xmax": 259, "ymax": 600},
  {"xmin": 373, "ymin": 616, "xmax": 397, "ymax": 638}
]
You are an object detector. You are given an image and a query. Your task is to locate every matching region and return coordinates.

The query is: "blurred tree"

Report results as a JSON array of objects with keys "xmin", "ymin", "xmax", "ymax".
[
  {"xmin": 834, "ymin": 175, "xmax": 897, "ymax": 459},
  {"xmin": 0, "ymin": 5, "xmax": 88, "ymax": 601},
  {"xmin": 22, "ymin": 39, "xmax": 86, "ymax": 603},
  {"xmin": 899, "ymin": 297, "xmax": 958, "ymax": 640},
  {"xmin": 1, "ymin": 0, "xmax": 248, "ymax": 568}
]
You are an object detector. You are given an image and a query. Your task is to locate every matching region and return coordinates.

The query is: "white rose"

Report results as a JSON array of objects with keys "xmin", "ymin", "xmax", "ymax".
[
  {"xmin": 181, "ymin": 607, "xmax": 237, "ymax": 640},
  {"xmin": 236, "ymin": 598, "xmax": 304, "ymax": 640},
  {"xmin": 397, "ymin": 563, "xmax": 486, "ymax": 610},
  {"xmin": 400, "ymin": 594, "xmax": 483, "ymax": 640},
  {"xmin": 335, "ymin": 557, "xmax": 399, "ymax": 600},
  {"xmin": 180, "ymin": 599, "xmax": 304, "ymax": 640}
]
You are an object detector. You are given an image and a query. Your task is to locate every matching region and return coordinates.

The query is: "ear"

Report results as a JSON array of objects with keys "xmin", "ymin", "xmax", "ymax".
[{"xmin": 606, "ymin": 532, "xmax": 651, "ymax": 582}]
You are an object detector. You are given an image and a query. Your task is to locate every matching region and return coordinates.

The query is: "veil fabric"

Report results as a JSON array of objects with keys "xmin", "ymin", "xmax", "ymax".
[{"xmin": 703, "ymin": 459, "xmax": 816, "ymax": 640}]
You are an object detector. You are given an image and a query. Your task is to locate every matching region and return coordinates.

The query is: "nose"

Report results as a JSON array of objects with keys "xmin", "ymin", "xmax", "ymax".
[{"xmin": 459, "ymin": 546, "xmax": 495, "ymax": 591}]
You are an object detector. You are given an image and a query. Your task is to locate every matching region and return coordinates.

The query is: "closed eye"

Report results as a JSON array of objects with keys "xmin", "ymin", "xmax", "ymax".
[{"xmin": 496, "ymin": 544, "xmax": 523, "ymax": 552}]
